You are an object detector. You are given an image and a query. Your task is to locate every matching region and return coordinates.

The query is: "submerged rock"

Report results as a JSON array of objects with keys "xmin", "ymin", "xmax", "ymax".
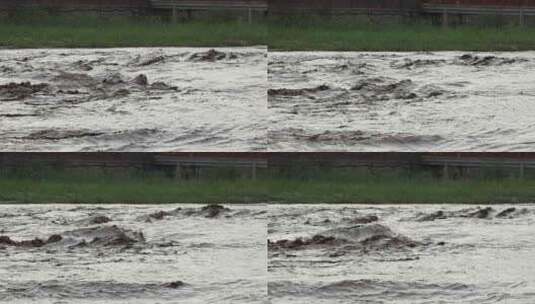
[
  {"xmin": 180, "ymin": 204, "xmax": 231, "ymax": 218},
  {"xmin": 0, "ymin": 82, "xmax": 49, "ymax": 101},
  {"xmin": 351, "ymin": 78, "xmax": 417, "ymax": 99},
  {"xmin": 416, "ymin": 210, "xmax": 448, "ymax": 221},
  {"xmin": 24, "ymin": 129, "xmax": 104, "ymax": 140},
  {"xmin": 304, "ymin": 218, "xmax": 332, "ymax": 225},
  {"xmin": 81, "ymin": 215, "xmax": 112, "ymax": 225},
  {"xmin": 138, "ymin": 55, "xmax": 165, "ymax": 66},
  {"xmin": 50, "ymin": 70, "xmax": 177, "ymax": 100},
  {"xmin": 457, "ymin": 54, "xmax": 525, "ymax": 66},
  {"xmin": 189, "ymin": 49, "xmax": 227, "ymax": 62},
  {"xmin": 271, "ymin": 128, "xmax": 443, "ymax": 146},
  {"xmin": 0, "ymin": 234, "xmax": 62, "ymax": 248},
  {"xmin": 200, "ymin": 204, "xmax": 230, "ymax": 218},
  {"xmin": 269, "ymin": 235, "xmax": 340, "ymax": 250},
  {"xmin": 414, "ymin": 207, "xmax": 529, "ymax": 221},
  {"xmin": 391, "ymin": 58, "xmax": 446, "ymax": 69},
  {"xmin": 0, "ymin": 280, "xmax": 188, "ymax": 298},
  {"xmin": 464, "ymin": 207, "xmax": 493, "ymax": 219},
  {"xmin": 495, "ymin": 207, "xmax": 530, "ymax": 219},
  {"xmin": 64, "ymin": 225, "xmax": 145, "ymax": 247},
  {"xmin": 148, "ymin": 211, "xmax": 171, "ymax": 220},
  {"xmin": 321, "ymin": 224, "xmax": 410, "ymax": 244},
  {"xmin": 141, "ymin": 205, "xmax": 233, "ymax": 222},
  {"xmin": 47, "ymin": 234, "xmax": 63, "ymax": 243},
  {"xmin": 162, "ymin": 281, "xmax": 186, "ymax": 289},
  {"xmin": 269, "ymin": 223, "xmax": 418, "ymax": 252},
  {"xmin": 496, "ymin": 207, "xmax": 516, "ymax": 218},
  {"xmin": 307, "ymin": 130, "xmax": 368, "ymax": 143},
  {"xmin": 150, "ymin": 81, "xmax": 179, "ymax": 91},
  {"xmin": 0, "ymin": 225, "xmax": 144, "ymax": 249},
  {"xmin": 102, "ymin": 73, "xmax": 125, "ymax": 85},
  {"xmin": 132, "ymin": 74, "xmax": 148, "ymax": 86},
  {"xmin": 349, "ymin": 215, "xmax": 379, "ymax": 224},
  {"xmin": 268, "ymin": 85, "xmax": 330, "ymax": 97},
  {"xmin": 140, "ymin": 208, "xmax": 181, "ymax": 222}
]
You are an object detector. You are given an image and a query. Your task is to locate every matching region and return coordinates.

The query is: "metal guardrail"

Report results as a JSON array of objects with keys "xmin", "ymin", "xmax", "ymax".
[
  {"xmin": 150, "ymin": 0, "xmax": 266, "ymax": 23},
  {"xmin": 420, "ymin": 155, "xmax": 535, "ymax": 178},
  {"xmin": 267, "ymin": 152, "xmax": 420, "ymax": 168},
  {"xmin": 423, "ymin": 3, "xmax": 535, "ymax": 16},
  {"xmin": 423, "ymin": 3, "xmax": 535, "ymax": 27},
  {"xmin": 268, "ymin": 159, "xmax": 417, "ymax": 168},
  {"xmin": 0, "ymin": 155, "xmax": 148, "ymax": 168},
  {"xmin": 268, "ymin": 8, "xmax": 418, "ymax": 15},
  {"xmin": 1, "ymin": 153, "xmax": 534, "ymax": 180},
  {"xmin": 0, "ymin": 0, "xmax": 266, "ymax": 21},
  {"xmin": 0, "ymin": 153, "xmax": 267, "ymax": 169},
  {"xmin": 0, "ymin": 1, "xmax": 150, "ymax": 13},
  {"xmin": 0, "ymin": 8, "xmax": 147, "ymax": 14},
  {"xmin": 150, "ymin": 0, "xmax": 267, "ymax": 10},
  {"xmin": 154, "ymin": 155, "xmax": 268, "ymax": 168},
  {"xmin": 267, "ymin": 153, "xmax": 535, "ymax": 178},
  {"xmin": 153, "ymin": 155, "xmax": 267, "ymax": 180},
  {"xmin": 421, "ymin": 156, "xmax": 535, "ymax": 168},
  {"xmin": 0, "ymin": 153, "xmax": 268, "ymax": 180}
]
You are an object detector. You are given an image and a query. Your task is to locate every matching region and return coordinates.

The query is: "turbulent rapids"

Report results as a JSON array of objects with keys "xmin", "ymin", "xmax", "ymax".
[
  {"xmin": 268, "ymin": 51, "xmax": 535, "ymax": 151},
  {"xmin": 268, "ymin": 204, "xmax": 535, "ymax": 304},
  {"xmin": 0, "ymin": 204, "xmax": 266, "ymax": 304},
  {"xmin": 0, "ymin": 47, "xmax": 267, "ymax": 151}
]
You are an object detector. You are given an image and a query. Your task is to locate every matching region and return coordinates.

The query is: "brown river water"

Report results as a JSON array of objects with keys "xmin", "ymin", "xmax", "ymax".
[
  {"xmin": 3, "ymin": 49, "xmax": 534, "ymax": 152},
  {"xmin": 268, "ymin": 204, "xmax": 535, "ymax": 304},
  {"xmin": 268, "ymin": 52, "xmax": 535, "ymax": 151},
  {"xmin": 0, "ymin": 204, "xmax": 267, "ymax": 304},
  {"xmin": 0, "ymin": 47, "xmax": 267, "ymax": 151},
  {"xmin": 1, "ymin": 203, "xmax": 534, "ymax": 303}
]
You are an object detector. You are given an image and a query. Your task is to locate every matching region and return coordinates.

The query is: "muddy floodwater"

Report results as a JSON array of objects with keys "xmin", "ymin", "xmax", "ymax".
[
  {"xmin": 0, "ymin": 204, "xmax": 266, "ymax": 304},
  {"xmin": 268, "ymin": 204, "xmax": 535, "ymax": 304},
  {"xmin": 268, "ymin": 52, "xmax": 535, "ymax": 151},
  {"xmin": 0, "ymin": 47, "xmax": 267, "ymax": 151}
]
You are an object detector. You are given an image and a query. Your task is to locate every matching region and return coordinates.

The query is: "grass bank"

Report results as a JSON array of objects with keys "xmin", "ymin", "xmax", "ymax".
[
  {"xmin": 2, "ymin": 13, "xmax": 535, "ymax": 51},
  {"xmin": 0, "ymin": 167, "xmax": 534, "ymax": 204},
  {"xmin": 0, "ymin": 14, "xmax": 267, "ymax": 48},
  {"xmin": 268, "ymin": 18, "xmax": 535, "ymax": 51}
]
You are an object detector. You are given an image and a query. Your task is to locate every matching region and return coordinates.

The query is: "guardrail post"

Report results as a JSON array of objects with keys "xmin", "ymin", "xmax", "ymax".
[
  {"xmin": 175, "ymin": 162, "xmax": 181, "ymax": 180},
  {"xmin": 442, "ymin": 9, "xmax": 449, "ymax": 28},
  {"xmin": 519, "ymin": 9, "xmax": 525, "ymax": 27},
  {"xmin": 443, "ymin": 163, "xmax": 449, "ymax": 179},
  {"xmin": 520, "ymin": 162, "xmax": 525, "ymax": 179},
  {"xmin": 458, "ymin": 13, "xmax": 464, "ymax": 26},
  {"xmin": 251, "ymin": 162, "xmax": 257, "ymax": 180},
  {"xmin": 195, "ymin": 166, "xmax": 200, "ymax": 180},
  {"xmin": 248, "ymin": 7, "xmax": 252, "ymax": 24},
  {"xmin": 172, "ymin": 5, "xmax": 178, "ymax": 23}
]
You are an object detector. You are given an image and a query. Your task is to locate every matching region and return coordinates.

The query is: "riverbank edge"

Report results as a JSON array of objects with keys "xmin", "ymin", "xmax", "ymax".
[{"xmin": 2, "ymin": 179, "xmax": 534, "ymax": 204}]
